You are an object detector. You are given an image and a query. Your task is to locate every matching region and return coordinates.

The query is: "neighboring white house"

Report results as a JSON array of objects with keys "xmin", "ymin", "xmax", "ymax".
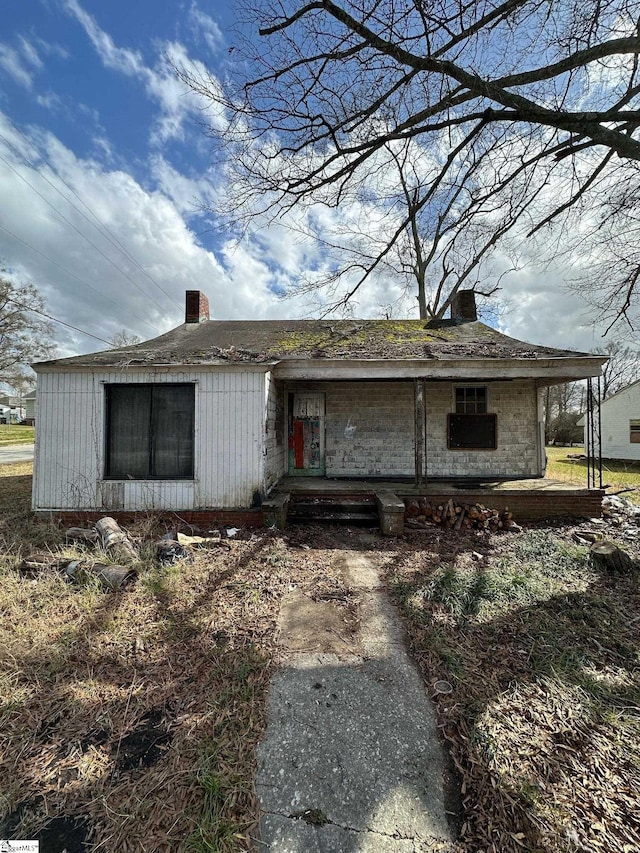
[
  {"xmin": 592, "ymin": 379, "xmax": 640, "ymax": 461},
  {"xmin": 24, "ymin": 389, "xmax": 37, "ymax": 425},
  {"xmin": 31, "ymin": 290, "xmax": 606, "ymax": 515},
  {"xmin": 0, "ymin": 395, "xmax": 25, "ymax": 423}
]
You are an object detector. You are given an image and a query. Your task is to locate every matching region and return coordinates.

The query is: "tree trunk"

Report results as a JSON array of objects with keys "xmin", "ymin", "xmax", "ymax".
[{"xmin": 590, "ymin": 540, "xmax": 634, "ymax": 574}]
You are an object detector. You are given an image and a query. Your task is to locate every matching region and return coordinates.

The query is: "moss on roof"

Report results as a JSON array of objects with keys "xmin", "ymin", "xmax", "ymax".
[{"xmin": 35, "ymin": 318, "xmax": 597, "ymax": 370}]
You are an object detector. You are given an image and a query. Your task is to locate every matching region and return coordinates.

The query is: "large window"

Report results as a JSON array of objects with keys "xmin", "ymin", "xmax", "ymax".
[
  {"xmin": 106, "ymin": 384, "xmax": 195, "ymax": 479},
  {"xmin": 449, "ymin": 386, "xmax": 496, "ymax": 449}
]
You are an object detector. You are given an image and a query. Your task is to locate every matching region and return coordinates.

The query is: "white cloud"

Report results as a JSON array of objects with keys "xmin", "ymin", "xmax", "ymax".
[
  {"xmin": 35, "ymin": 91, "xmax": 64, "ymax": 111},
  {"xmin": 64, "ymin": 0, "xmax": 146, "ymax": 77},
  {"xmin": 187, "ymin": 3, "xmax": 224, "ymax": 55},
  {"xmin": 18, "ymin": 37, "xmax": 44, "ymax": 71},
  {"xmin": 0, "ymin": 103, "xmax": 615, "ymax": 363},
  {"xmin": 0, "ymin": 111, "xmax": 319, "ymax": 358},
  {"xmin": 64, "ymin": 0, "xmax": 227, "ymax": 146},
  {"xmin": 149, "ymin": 154, "xmax": 218, "ymax": 216},
  {"xmin": 0, "ymin": 38, "xmax": 41, "ymax": 89}
]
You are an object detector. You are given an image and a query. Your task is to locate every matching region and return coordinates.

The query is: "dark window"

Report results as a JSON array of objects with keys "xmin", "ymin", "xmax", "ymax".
[
  {"xmin": 631, "ymin": 419, "xmax": 640, "ymax": 444},
  {"xmin": 455, "ymin": 386, "xmax": 487, "ymax": 414},
  {"xmin": 448, "ymin": 413, "xmax": 497, "ymax": 449},
  {"xmin": 106, "ymin": 384, "xmax": 194, "ymax": 479}
]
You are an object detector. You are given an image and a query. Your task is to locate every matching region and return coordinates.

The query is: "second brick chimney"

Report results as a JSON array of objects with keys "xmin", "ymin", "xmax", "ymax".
[
  {"xmin": 449, "ymin": 289, "xmax": 477, "ymax": 323},
  {"xmin": 185, "ymin": 290, "xmax": 210, "ymax": 323}
]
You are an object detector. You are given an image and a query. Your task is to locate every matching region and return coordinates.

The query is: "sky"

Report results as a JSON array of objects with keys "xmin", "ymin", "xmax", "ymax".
[{"xmin": 0, "ymin": 0, "xmax": 618, "ymax": 365}]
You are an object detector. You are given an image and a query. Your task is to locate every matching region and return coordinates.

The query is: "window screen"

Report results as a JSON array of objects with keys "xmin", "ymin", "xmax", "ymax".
[
  {"xmin": 106, "ymin": 384, "xmax": 194, "ymax": 479},
  {"xmin": 448, "ymin": 413, "xmax": 497, "ymax": 449}
]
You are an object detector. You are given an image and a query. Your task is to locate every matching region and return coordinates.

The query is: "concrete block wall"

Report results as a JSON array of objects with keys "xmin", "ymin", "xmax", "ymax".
[
  {"xmin": 324, "ymin": 381, "xmax": 415, "ymax": 477},
  {"xmin": 283, "ymin": 378, "xmax": 542, "ymax": 481},
  {"xmin": 426, "ymin": 380, "xmax": 541, "ymax": 478},
  {"xmin": 264, "ymin": 374, "xmax": 286, "ymax": 491}
]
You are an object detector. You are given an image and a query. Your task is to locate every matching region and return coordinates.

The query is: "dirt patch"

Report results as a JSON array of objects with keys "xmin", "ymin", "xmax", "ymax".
[
  {"xmin": 278, "ymin": 588, "xmax": 360, "ymax": 654},
  {"xmin": 36, "ymin": 816, "xmax": 90, "ymax": 853},
  {"xmin": 114, "ymin": 707, "xmax": 172, "ymax": 772}
]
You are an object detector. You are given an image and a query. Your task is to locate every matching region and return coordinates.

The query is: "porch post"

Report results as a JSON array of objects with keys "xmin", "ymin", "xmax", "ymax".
[
  {"xmin": 586, "ymin": 376, "xmax": 603, "ymax": 489},
  {"xmin": 414, "ymin": 380, "xmax": 427, "ymax": 485}
]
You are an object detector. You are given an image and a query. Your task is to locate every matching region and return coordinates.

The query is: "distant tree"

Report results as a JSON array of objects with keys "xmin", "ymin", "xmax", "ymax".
[
  {"xmin": 290, "ymin": 140, "xmax": 504, "ymax": 318},
  {"xmin": 544, "ymin": 381, "xmax": 585, "ymax": 444},
  {"xmin": 592, "ymin": 340, "xmax": 640, "ymax": 399},
  {"xmin": 0, "ymin": 276, "xmax": 55, "ymax": 392},
  {"xmin": 548, "ymin": 411, "xmax": 584, "ymax": 446},
  {"xmin": 109, "ymin": 330, "xmax": 141, "ymax": 348}
]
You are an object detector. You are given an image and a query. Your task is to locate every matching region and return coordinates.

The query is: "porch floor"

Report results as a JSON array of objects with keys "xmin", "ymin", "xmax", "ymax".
[
  {"xmin": 275, "ymin": 476, "xmax": 594, "ymax": 496},
  {"xmin": 272, "ymin": 476, "xmax": 602, "ymax": 521}
]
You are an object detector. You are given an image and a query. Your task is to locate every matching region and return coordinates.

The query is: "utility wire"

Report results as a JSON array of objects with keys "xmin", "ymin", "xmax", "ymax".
[
  {"xmin": 0, "ymin": 151, "xmax": 170, "ymax": 313},
  {"xmin": 2, "ymin": 120, "xmax": 178, "ymax": 308},
  {"xmin": 0, "ymin": 222, "xmax": 160, "ymax": 335},
  {"xmin": 6, "ymin": 297, "xmax": 113, "ymax": 346}
]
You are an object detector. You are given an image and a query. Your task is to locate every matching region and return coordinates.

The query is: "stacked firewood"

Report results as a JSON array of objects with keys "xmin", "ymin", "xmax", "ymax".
[{"xmin": 404, "ymin": 497, "xmax": 518, "ymax": 532}]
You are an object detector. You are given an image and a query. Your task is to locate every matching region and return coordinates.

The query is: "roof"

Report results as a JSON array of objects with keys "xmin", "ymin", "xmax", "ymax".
[
  {"xmin": 600, "ymin": 377, "xmax": 640, "ymax": 407},
  {"xmin": 35, "ymin": 318, "xmax": 598, "ymax": 369}
]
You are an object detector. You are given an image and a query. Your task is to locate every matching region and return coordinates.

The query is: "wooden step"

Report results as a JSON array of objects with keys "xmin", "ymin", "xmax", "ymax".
[{"xmin": 288, "ymin": 494, "xmax": 378, "ymax": 525}]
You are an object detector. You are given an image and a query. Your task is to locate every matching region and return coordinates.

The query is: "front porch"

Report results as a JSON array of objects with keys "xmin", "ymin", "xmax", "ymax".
[{"xmin": 264, "ymin": 475, "xmax": 604, "ymax": 530}]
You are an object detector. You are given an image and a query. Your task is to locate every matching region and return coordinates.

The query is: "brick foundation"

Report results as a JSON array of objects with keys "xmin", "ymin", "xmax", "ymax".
[
  {"xmin": 37, "ymin": 490, "xmax": 603, "ymax": 531},
  {"xmin": 37, "ymin": 509, "xmax": 265, "ymax": 530},
  {"xmin": 397, "ymin": 490, "xmax": 604, "ymax": 521}
]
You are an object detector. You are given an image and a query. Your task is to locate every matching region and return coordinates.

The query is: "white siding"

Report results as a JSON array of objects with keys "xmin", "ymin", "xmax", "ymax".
[
  {"xmin": 599, "ymin": 381, "xmax": 640, "ymax": 461},
  {"xmin": 33, "ymin": 368, "xmax": 267, "ymax": 511}
]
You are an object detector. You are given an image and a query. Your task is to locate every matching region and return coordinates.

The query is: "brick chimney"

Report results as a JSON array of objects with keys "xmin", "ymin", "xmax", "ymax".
[
  {"xmin": 449, "ymin": 289, "xmax": 477, "ymax": 323},
  {"xmin": 185, "ymin": 290, "xmax": 210, "ymax": 323}
]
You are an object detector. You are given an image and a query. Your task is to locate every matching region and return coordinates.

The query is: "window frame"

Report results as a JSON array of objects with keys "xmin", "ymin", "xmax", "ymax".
[
  {"xmin": 454, "ymin": 385, "xmax": 488, "ymax": 415},
  {"xmin": 448, "ymin": 385, "xmax": 496, "ymax": 450},
  {"xmin": 104, "ymin": 383, "xmax": 195, "ymax": 480},
  {"xmin": 630, "ymin": 419, "xmax": 640, "ymax": 444}
]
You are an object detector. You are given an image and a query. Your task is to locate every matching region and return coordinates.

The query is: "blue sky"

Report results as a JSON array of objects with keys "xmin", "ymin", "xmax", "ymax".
[{"xmin": 0, "ymin": 0, "xmax": 612, "ymax": 361}]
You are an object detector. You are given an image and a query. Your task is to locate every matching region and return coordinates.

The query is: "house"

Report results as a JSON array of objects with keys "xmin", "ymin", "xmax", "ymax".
[
  {"xmin": 0, "ymin": 395, "xmax": 25, "ymax": 423},
  {"xmin": 588, "ymin": 379, "xmax": 640, "ymax": 461},
  {"xmin": 32, "ymin": 290, "xmax": 606, "ymax": 524},
  {"xmin": 23, "ymin": 388, "xmax": 37, "ymax": 426}
]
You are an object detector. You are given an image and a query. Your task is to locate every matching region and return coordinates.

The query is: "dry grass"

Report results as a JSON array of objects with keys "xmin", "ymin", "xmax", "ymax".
[
  {"xmin": 0, "ymin": 464, "xmax": 350, "ymax": 852},
  {"xmin": 384, "ymin": 527, "xmax": 640, "ymax": 853},
  {"xmin": 3, "ymin": 461, "xmax": 639, "ymax": 852}
]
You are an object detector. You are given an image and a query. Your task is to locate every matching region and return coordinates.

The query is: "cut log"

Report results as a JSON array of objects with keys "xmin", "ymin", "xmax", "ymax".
[
  {"xmin": 405, "ymin": 499, "xmax": 420, "ymax": 518},
  {"xmin": 590, "ymin": 540, "xmax": 634, "ymax": 574},
  {"xmin": 94, "ymin": 516, "xmax": 137, "ymax": 564}
]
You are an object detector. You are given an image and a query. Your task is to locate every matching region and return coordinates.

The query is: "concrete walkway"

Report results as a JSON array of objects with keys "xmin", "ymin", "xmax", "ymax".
[{"xmin": 255, "ymin": 548, "xmax": 452, "ymax": 852}]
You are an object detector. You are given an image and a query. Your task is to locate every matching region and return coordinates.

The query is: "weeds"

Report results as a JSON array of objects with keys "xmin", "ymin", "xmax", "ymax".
[
  {"xmin": 0, "ymin": 463, "xmax": 317, "ymax": 851},
  {"xmin": 386, "ymin": 527, "xmax": 640, "ymax": 853}
]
